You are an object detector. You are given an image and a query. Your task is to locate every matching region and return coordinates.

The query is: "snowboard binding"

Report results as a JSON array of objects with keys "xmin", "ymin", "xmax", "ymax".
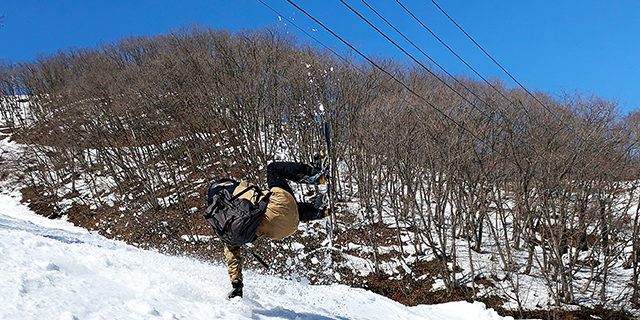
[{"xmin": 300, "ymin": 152, "xmax": 329, "ymax": 185}]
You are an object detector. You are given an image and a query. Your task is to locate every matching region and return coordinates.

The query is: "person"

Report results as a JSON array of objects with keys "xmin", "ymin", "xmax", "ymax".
[{"xmin": 208, "ymin": 157, "xmax": 329, "ymax": 299}]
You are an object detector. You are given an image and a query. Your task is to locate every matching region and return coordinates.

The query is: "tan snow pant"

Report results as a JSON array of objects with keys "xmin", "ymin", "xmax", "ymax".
[{"xmin": 224, "ymin": 244, "xmax": 243, "ymax": 284}]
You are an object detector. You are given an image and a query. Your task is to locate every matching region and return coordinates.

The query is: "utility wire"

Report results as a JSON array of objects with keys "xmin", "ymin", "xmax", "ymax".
[
  {"xmin": 339, "ymin": 0, "xmax": 583, "ymax": 175},
  {"xmin": 392, "ymin": 0, "xmax": 529, "ymax": 116},
  {"xmin": 260, "ymin": 0, "xmax": 498, "ymax": 153},
  {"xmin": 283, "ymin": 1, "xmax": 482, "ymax": 144},
  {"xmin": 401, "ymin": 0, "xmax": 593, "ymax": 147},
  {"xmin": 386, "ymin": 0, "xmax": 620, "ymax": 180},
  {"xmin": 273, "ymin": 0, "xmax": 626, "ymax": 193},
  {"xmin": 263, "ymin": 0, "xmax": 496, "ymax": 131},
  {"xmin": 388, "ymin": 0, "xmax": 534, "ymax": 122},
  {"xmin": 353, "ymin": 0, "xmax": 585, "ymax": 174},
  {"xmin": 416, "ymin": 0, "xmax": 634, "ymax": 177},
  {"xmin": 282, "ymin": 0, "xmax": 517, "ymax": 167},
  {"xmin": 427, "ymin": 0, "xmax": 546, "ymax": 111},
  {"xmin": 355, "ymin": 0, "xmax": 537, "ymax": 138},
  {"xmin": 262, "ymin": 0, "xmax": 490, "ymax": 124},
  {"xmin": 354, "ymin": 0, "xmax": 496, "ymax": 121},
  {"xmin": 342, "ymin": 0, "xmax": 542, "ymax": 161}
]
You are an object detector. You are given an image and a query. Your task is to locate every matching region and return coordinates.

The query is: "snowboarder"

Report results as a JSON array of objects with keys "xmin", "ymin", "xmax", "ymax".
[{"xmin": 208, "ymin": 157, "xmax": 329, "ymax": 299}]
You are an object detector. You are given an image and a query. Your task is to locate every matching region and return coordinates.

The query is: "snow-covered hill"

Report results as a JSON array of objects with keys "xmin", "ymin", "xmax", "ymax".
[{"xmin": 0, "ymin": 193, "xmax": 512, "ymax": 320}]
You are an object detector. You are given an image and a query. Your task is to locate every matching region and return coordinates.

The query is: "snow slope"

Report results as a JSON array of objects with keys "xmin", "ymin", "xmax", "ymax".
[{"xmin": 0, "ymin": 193, "xmax": 512, "ymax": 320}]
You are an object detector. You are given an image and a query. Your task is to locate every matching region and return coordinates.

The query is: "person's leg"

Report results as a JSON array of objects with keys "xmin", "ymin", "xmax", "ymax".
[
  {"xmin": 298, "ymin": 202, "xmax": 322, "ymax": 222},
  {"xmin": 266, "ymin": 162, "xmax": 312, "ymax": 195},
  {"xmin": 298, "ymin": 193, "xmax": 329, "ymax": 222},
  {"xmin": 224, "ymin": 244, "xmax": 243, "ymax": 284},
  {"xmin": 266, "ymin": 161, "xmax": 327, "ymax": 223},
  {"xmin": 224, "ymin": 244, "xmax": 244, "ymax": 298}
]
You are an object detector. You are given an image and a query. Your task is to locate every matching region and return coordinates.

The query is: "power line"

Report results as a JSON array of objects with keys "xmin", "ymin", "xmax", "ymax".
[
  {"xmin": 353, "ymin": 0, "xmax": 496, "ymax": 121},
  {"xmin": 428, "ymin": 0, "xmax": 539, "ymax": 104},
  {"xmin": 340, "ymin": 0, "xmax": 549, "ymax": 166},
  {"xmin": 354, "ymin": 0, "xmax": 598, "ymax": 177},
  {"xmin": 261, "ymin": 0, "xmax": 494, "ymax": 124},
  {"xmin": 282, "ymin": 0, "xmax": 519, "ymax": 167},
  {"xmin": 264, "ymin": 0, "xmax": 511, "ymax": 131},
  {"xmin": 282, "ymin": 1, "xmax": 483, "ymax": 142},
  {"xmin": 269, "ymin": 0, "xmax": 628, "ymax": 193},
  {"xmin": 415, "ymin": 0, "xmax": 634, "ymax": 177},
  {"xmin": 389, "ymin": 0, "xmax": 534, "ymax": 120},
  {"xmin": 358, "ymin": 0, "xmax": 592, "ymax": 166},
  {"xmin": 337, "ymin": 0, "xmax": 584, "ymax": 175},
  {"xmin": 350, "ymin": 0, "xmax": 584, "ymax": 176},
  {"xmin": 354, "ymin": 0, "xmax": 543, "ymax": 139},
  {"xmin": 259, "ymin": 0, "xmax": 496, "ymax": 141},
  {"xmin": 402, "ymin": 0, "xmax": 593, "ymax": 146}
]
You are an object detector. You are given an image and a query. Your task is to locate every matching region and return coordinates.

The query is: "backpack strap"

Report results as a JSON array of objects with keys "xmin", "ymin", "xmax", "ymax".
[{"xmin": 228, "ymin": 185, "xmax": 263, "ymax": 203}]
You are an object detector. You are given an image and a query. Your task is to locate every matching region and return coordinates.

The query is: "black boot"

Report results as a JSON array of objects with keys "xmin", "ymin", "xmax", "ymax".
[
  {"xmin": 227, "ymin": 280, "xmax": 243, "ymax": 299},
  {"xmin": 298, "ymin": 193, "xmax": 330, "ymax": 222}
]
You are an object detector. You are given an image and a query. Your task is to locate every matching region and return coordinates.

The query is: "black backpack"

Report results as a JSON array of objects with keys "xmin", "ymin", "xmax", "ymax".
[{"xmin": 204, "ymin": 182, "xmax": 271, "ymax": 246}]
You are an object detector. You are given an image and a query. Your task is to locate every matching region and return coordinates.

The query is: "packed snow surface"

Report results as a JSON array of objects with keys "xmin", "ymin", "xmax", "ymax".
[{"xmin": 0, "ymin": 193, "xmax": 513, "ymax": 320}]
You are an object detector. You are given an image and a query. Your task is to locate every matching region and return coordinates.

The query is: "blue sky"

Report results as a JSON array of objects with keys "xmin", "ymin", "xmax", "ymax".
[{"xmin": 1, "ymin": 0, "xmax": 639, "ymax": 114}]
